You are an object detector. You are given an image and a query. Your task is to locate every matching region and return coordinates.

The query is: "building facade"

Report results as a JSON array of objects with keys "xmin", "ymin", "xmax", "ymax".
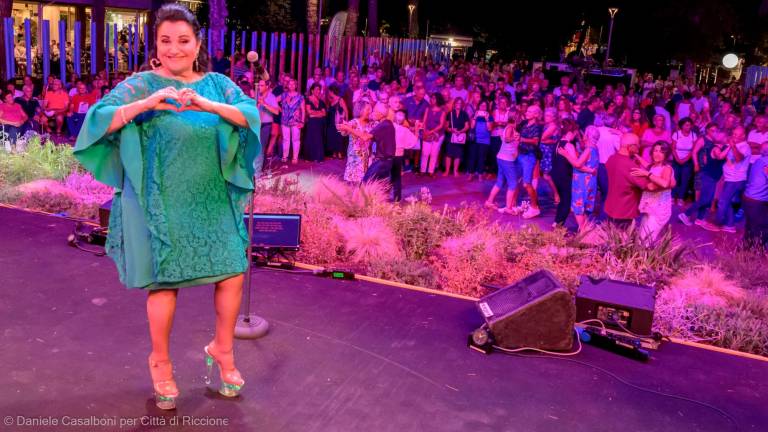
[{"xmin": 8, "ymin": 0, "xmax": 154, "ymax": 77}]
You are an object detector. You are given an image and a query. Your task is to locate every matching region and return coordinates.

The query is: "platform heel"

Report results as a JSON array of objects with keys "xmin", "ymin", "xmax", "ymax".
[
  {"xmin": 204, "ymin": 344, "xmax": 244, "ymax": 397},
  {"xmin": 148, "ymin": 356, "xmax": 179, "ymax": 410}
]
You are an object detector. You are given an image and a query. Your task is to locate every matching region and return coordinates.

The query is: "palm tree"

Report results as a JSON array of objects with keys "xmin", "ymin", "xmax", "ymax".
[
  {"xmin": 307, "ymin": 0, "xmax": 319, "ymax": 34},
  {"xmin": 209, "ymin": 0, "xmax": 228, "ymax": 52},
  {"xmin": 345, "ymin": 0, "xmax": 360, "ymax": 36},
  {"xmin": 367, "ymin": 0, "xmax": 378, "ymax": 36}
]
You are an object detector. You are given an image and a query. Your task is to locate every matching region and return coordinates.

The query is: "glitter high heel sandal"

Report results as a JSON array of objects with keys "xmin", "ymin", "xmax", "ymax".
[
  {"xmin": 204, "ymin": 344, "xmax": 245, "ymax": 397},
  {"xmin": 148, "ymin": 356, "xmax": 179, "ymax": 410}
]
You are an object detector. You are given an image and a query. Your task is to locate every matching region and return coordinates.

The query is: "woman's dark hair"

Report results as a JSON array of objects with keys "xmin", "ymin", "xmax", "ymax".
[
  {"xmin": 327, "ymin": 84, "xmax": 340, "ymax": 97},
  {"xmin": 560, "ymin": 118, "xmax": 579, "ymax": 134},
  {"xmin": 309, "ymin": 83, "xmax": 322, "ymax": 93},
  {"xmin": 678, "ymin": 117, "xmax": 693, "ymax": 129},
  {"xmin": 431, "ymin": 92, "xmax": 445, "ymax": 107},
  {"xmin": 142, "ymin": 3, "xmax": 209, "ymax": 72},
  {"xmin": 652, "ymin": 140, "xmax": 671, "ymax": 160}
]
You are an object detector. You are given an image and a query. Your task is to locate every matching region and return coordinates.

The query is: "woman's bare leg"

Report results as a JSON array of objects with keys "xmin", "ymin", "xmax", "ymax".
[
  {"xmin": 207, "ymin": 274, "xmax": 244, "ymax": 379},
  {"xmin": 147, "ymin": 289, "xmax": 179, "ymax": 362},
  {"xmin": 147, "ymin": 288, "xmax": 180, "ymax": 406}
]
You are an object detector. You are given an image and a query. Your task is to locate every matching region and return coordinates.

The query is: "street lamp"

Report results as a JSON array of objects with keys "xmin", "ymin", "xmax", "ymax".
[
  {"xmin": 408, "ymin": 4, "xmax": 416, "ymax": 37},
  {"xmin": 605, "ymin": 7, "xmax": 619, "ymax": 68}
]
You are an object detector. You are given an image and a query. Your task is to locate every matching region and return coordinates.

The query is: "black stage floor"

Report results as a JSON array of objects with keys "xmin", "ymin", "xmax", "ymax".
[{"xmin": 1, "ymin": 206, "xmax": 766, "ymax": 432}]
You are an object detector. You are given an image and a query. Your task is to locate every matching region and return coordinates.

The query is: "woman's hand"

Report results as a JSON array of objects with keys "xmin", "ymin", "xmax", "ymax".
[
  {"xmin": 143, "ymin": 87, "xmax": 183, "ymax": 111},
  {"xmin": 177, "ymin": 88, "xmax": 217, "ymax": 113}
]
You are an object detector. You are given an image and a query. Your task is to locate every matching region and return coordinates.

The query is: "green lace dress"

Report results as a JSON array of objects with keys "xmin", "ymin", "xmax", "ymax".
[{"xmin": 74, "ymin": 71, "xmax": 261, "ymax": 289}]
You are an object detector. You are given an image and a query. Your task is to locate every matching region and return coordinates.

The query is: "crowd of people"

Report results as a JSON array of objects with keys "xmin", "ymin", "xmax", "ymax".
[
  {"xmin": 237, "ymin": 56, "xmax": 767, "ymax": 247},
  {"xmin": 0, "ymin": 72, "xmax": 110, "ymax": 140},
  {"xmin": 2, "ymin": 53, "xmax": 767, "ymax": 247}
]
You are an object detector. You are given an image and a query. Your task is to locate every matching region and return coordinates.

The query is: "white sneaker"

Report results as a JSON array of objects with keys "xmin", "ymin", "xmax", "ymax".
[
  {"xmin": 678, "ymin": 213, "xmax": 693, "ymax": 226},
  {"xmin": 522, "ymin": 207, "xmax": 541, "ymax": 219}
]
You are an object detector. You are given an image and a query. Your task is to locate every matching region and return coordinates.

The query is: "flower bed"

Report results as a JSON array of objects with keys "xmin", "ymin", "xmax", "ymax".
[
  {"xmin": 2, "ymin": 134, "xmax": 766, "ymax": 357},
  {"xmin": 253, "ymin": 174, "xmax": 768, "ymax": 357},
  {"xmin": 0, "ymin": 133, "xmax": 112, "ymax": 220}
]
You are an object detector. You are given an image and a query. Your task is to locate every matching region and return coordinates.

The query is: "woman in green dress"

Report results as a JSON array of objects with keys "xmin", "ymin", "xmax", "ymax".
[{"xmin": 74, "ymin": 4, "xmax": 260, "ymax": 409}]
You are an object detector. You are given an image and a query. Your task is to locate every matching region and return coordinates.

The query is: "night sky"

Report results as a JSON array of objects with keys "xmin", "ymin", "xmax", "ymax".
[{"xmin": 322, "ymin": 0, "xmax": 768, "ymax": 69}]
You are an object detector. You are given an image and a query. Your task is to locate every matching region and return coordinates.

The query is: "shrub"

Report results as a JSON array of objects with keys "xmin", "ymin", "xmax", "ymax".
[
  {"xmin": 432, "ymin": 226, "xmax": 507, "ymax": 297},
  {"xmin": 500, "ymin": 224, "xmax": 570, "ymax": 257},
  {"xmin": 714, "ymin": 242, "xmax": 768, "ymax": 292},
  {"xmin": 653, "ymin": 266, "xmax": 768, "ymax": 355},
  {"xmin": 17, "ymin": 187, "xmax": 77, "ymax": 214},
  {"xmin": 250, "ymin": 174, "xmax": 306, "ymax": 214},
  {"xmin": 296, "ymin": 203, "xmax": 345, "ymax": 265},
  {"xmin": 335, "ymin": 216, "xmax": 402, "ymax": 263},
  {"xmin": 587, "ymin": 222, "xmax": 692, "ymax": 288},
  {"xmin": 367, "ymin": 258, "xmax": 437, "ymax": 288},
  {"xmin": 254, "ymin": 173, "xmax": 304, "ymax": 199},
  {"xmin": 64, "ymin": 172, "xmax": 113, "ymax": 203},
  {"xmin": 310, "ymin": 176, "xmax": 389, "ymax": 218},
  {"xmin": 665, "ymin": 265, "xmax": 746, "ymax": 308},
  {"xmin": 0, "ymin": 137, "xmax": 79, "ymax": 186},
  {"xmin": 498, "ymin": 225, "xmax": 599, "ymax": 292},
  {"xmin": 0, "ymin": 185, "xmax": 22, "ymax": 204},
  {"xmin": 67, "ymin": 200, "xmax": 103, "ymax": 220},
  {"xmin": 691, "ymin": 295, "xmax": 768, "ymax": 356},
  {"xmin": 391, "ymin": 201, "xmax": 463, "ymax": 261}
]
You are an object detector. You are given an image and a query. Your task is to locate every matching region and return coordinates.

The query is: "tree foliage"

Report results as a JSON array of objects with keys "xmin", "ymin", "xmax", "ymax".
[{"xmin": 197, "ymin": 0, "xmax": 299, "ymax": 33}]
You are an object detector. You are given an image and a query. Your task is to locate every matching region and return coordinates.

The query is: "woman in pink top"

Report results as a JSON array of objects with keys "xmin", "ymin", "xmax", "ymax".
[
  {"xmin": 0, "ymin": 92, "xmax": 28, "ymax": 144},
  {"xmin": 640, "ymin": 114, "xmax": 671, "ymax": 161}
]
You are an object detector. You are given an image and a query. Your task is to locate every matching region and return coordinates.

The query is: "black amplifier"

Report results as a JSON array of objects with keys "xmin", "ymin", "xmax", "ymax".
[{"xmin": 575, "ymin": 276, "xmax": 655, "ymax": 336}]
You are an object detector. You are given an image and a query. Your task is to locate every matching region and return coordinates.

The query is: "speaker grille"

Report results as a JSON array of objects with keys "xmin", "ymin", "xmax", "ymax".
[
  {"xmin": 480, "ymin": 271, "xmax": 564, "ymax": 321},
  {"xmin": 476, "ymin": 270, "xmax": 576, "ymax": 351}
]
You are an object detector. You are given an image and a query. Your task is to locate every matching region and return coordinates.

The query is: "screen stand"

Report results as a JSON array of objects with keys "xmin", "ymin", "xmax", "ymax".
[
  {"xmin": 250, "ymin": 247, "xmax": 297, "ymax": 268},
  {"xmin": 236, "ymin": 183, "xmax": 271, "ymax": 340}
]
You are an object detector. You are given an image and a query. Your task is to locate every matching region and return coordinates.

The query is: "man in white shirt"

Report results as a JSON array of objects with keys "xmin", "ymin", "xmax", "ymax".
[
  {"xmin": 747, "ymin": 115, "xmax": 768, "ymax": 163},
  {"xmin": 353, "ymin": 76, "xmax": 375, "ymax": 105},
  {"xmin": 306, "ymin": 67, "xmax": 325, "ymax": 96},
  {"xmin": 691, "ymin": 89, "xmax": 709, "ymax": 115},
  {"xmin": 256, "ymin": 79, "xmax": 280, "ymax": 160},
  {"xmin": 448, "ymin": 75, "xmax": 469, "ymax": 103},
  {"xmin": 700, "ymin": 126, "xmax": 751, "ymax": 233},
  {"xmin": 552, "ymin": 75, "xmax": 573, "ymax": 99}
]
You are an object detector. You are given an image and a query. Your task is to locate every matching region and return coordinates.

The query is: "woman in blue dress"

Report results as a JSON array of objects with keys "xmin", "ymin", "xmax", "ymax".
[
  {"xmin": 74, "ymin": 4, "xmax": 259, "ymax": 409},
  {"xmin": 558, "ymin": 125, "xmax": 599, "ymax": 230}
]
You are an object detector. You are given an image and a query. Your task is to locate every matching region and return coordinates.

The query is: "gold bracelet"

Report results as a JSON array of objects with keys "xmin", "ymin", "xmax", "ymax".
[{"xmin": 119, "ymin": 106, "xmax": 128, "ymax": 126}]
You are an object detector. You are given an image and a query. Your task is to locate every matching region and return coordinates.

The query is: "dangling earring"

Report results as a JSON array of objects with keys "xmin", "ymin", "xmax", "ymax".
[
  {"xmin": 194, "ymin": 52, "xmax": 200, "ymax": 72},
  {"xmin": 150, "ymin": 58, "xmax": 162, "ymax": 70}
]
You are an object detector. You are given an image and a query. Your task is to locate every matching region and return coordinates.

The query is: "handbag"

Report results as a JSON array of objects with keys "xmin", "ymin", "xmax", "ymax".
[{"xmin": 450, "ymin": 112, "xmax": 466, "ymax": 144}]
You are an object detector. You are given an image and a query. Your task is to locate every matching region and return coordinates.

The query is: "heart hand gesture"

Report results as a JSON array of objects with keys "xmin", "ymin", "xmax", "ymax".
[
  {"xmin": 143, "ymin": 87, "xmax": 217, "ymax": 114},
  {"xmin": 145, "ymin": 87, "xmax": 183, "ymax": 111},
  {"xmin": 177, "ymin": 88, "xmax": 216, "ymax": 113}
]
